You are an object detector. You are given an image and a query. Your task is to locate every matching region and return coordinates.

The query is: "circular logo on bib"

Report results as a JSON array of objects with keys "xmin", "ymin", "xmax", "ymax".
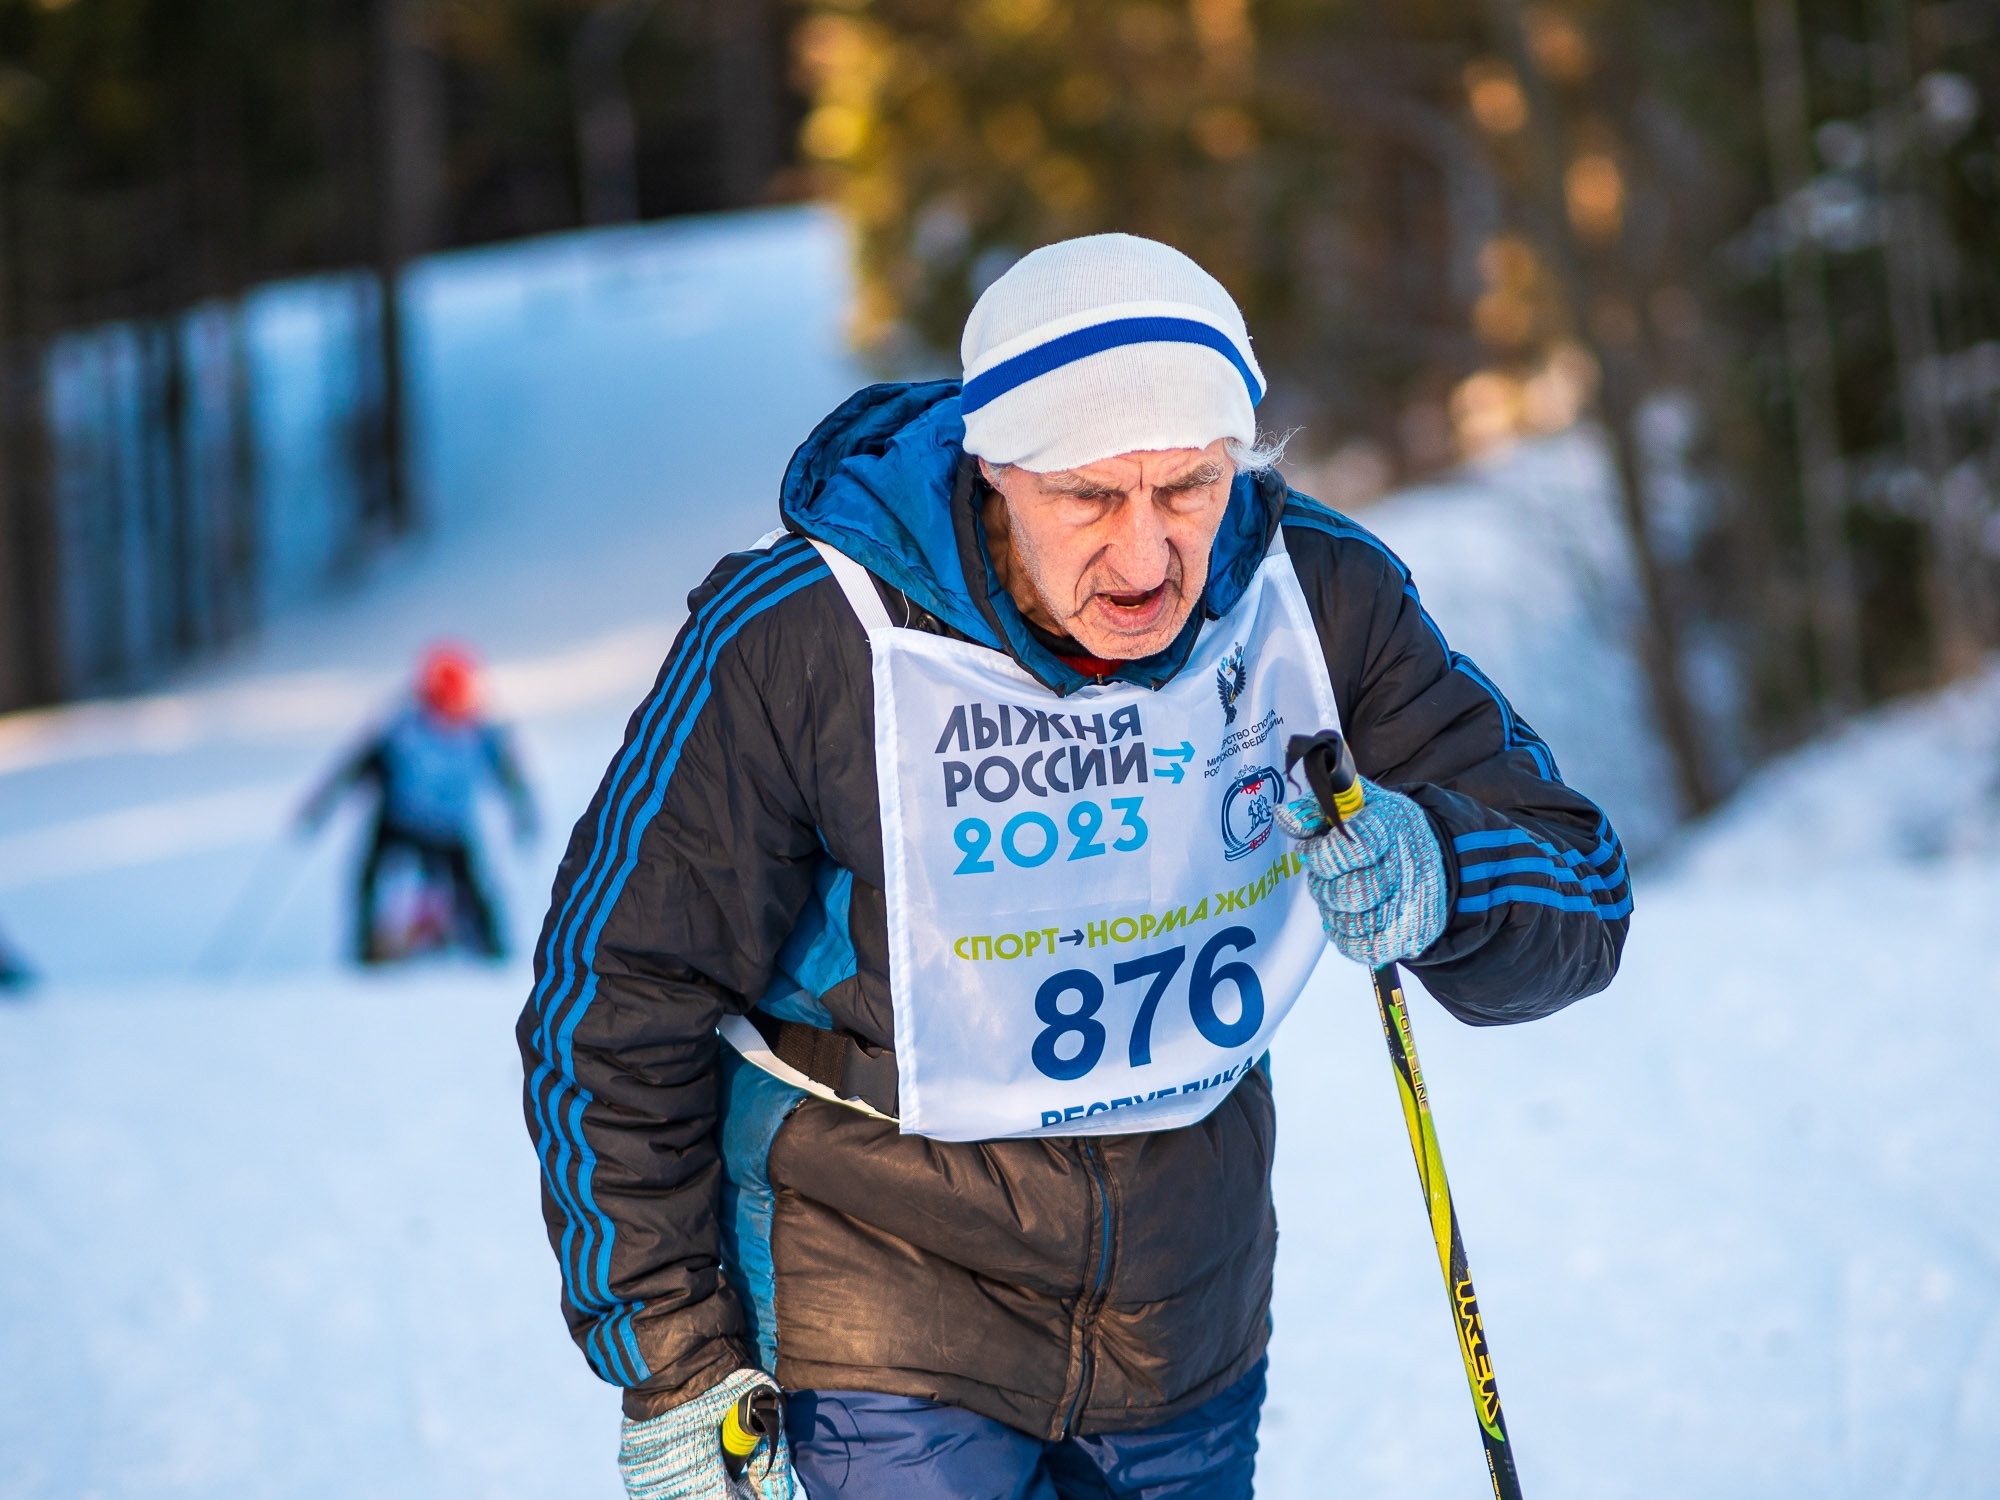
[{"xmin": 1220, "ymin": 764, "xmax": 1284, "ymax": 862}]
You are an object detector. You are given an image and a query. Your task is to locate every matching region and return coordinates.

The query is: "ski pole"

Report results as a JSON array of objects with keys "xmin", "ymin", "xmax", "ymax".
[
  {"xmin": 193, "ymin": 830, "xmax": 308, "ymax": 980},
  {"xmin": 719, "ymin": 1384, "xmax": 784, "ymax": 1479},
  {"xmin": 1286, "ymin": 731, "xmax": 1525, "ymax": 1500}
]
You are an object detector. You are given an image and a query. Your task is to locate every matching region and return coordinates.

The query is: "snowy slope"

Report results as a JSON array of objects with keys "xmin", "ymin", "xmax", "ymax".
[
  {"xmin": 5, "ymin": 206, "xmax": 2000, "ymax": 1498},
  {"xmin": 1354, "ymin": 432, "xmax": 1682, "ymax": 858}
]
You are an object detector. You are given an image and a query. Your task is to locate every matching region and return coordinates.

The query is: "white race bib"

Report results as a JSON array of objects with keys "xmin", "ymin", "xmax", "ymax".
[{"xmin": 813, "ymin": 536, "xmax": 1339, "ymax": 1142}]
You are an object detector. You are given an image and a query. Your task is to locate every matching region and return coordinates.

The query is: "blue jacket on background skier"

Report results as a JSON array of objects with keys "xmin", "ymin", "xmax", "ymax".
[{"xmin": 302, "ymin": 643, "xmax": 536, "ymax": 963}]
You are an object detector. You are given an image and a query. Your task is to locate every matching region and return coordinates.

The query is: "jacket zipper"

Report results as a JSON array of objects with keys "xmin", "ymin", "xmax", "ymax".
[{"xmin": 1060, "ymin": 1140, "xmax": 1116, "ymax": 1438}]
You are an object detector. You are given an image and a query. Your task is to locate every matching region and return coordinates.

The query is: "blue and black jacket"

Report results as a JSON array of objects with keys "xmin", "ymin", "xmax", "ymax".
[
  {"xmin": 518, "ymin": 382, "xmax": 1629, "ymax": 1435},
  {"xmin": 304, "ymin": 705, "xmax": 534, "ymax": 846}
]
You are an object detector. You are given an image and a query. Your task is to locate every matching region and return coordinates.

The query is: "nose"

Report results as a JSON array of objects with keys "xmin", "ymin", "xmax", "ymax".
[{"xmin": 1099, "ymin": 490, "xmax": 1172, "ymax": 589}]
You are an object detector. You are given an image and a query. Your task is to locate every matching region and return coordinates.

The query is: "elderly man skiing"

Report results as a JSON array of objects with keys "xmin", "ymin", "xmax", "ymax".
[{"xmin": 520, "ymin": 235, "xmax": 1629, "ymax": 1499}]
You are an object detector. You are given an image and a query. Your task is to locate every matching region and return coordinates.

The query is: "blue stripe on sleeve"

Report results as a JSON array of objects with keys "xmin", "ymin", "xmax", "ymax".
[
  {"xmin": 1458, "ymin": 884, "xmax": 1635, "ymax": 918},
  {"xmin": 1453, "ymin": 826, "xmax": 1628, "ymax": 894},
  {"xmin": 523, "ymin": 538, "xmax": 828, "ymax": 1384},
  {"xmin": 537, "ymin": 554, "xmax": 813, "ymax": 1380},
  {"xmin": 1462, "ymin": 855, "xmax": 1584, "ymax": 884},
  {"xmin": 1452, "ymin": 825, "xmax": 1629, "ymax": 922},
  {"xmin": 1583, "ymin": 816, "xmax": 1621, "ymax": 870},
  {"xmin": 1461, "ymin": 853, "xmax": 1622, "ymax": 896},
  {"xmin": 531, "ymin": 554, "xmax": 795, "ymax": 1381}
]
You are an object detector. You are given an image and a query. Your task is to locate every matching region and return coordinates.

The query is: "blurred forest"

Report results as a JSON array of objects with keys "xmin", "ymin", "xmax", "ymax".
[
  {"xmin": 0, "ymin": 0, "xmax": 1993, "ymax": 817},
  {"xmin": 797, "ymin": 0, "xmax": 2000, "ymax": 808},
  {"xmin": 0, "ymin": 0, "xmax": 799, "ymax": 710}
]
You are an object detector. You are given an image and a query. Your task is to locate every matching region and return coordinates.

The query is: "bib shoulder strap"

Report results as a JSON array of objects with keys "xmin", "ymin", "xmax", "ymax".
[
  {"xmin": 718, "ymin": 1012, "xmax": 900, "ymax": 1123},
  {"xmin": 808, "ymin": 537, "xmax": 895, "ymax": 632}
]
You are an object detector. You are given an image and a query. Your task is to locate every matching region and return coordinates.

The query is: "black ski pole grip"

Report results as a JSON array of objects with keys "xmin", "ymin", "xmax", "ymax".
[
  {"xmin": 1284, "ymin": 730, "xmax": 1366, "ymax": 833},
  {"xmin": 720, "ymin": 1384, "xmax": 783, "ymax": 1477}
]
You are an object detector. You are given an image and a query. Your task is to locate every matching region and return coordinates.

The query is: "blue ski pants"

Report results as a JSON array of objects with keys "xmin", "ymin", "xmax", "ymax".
[{"xmin": 785, "ymin": 1358, "xmax": 1265, "ymax": 1499}]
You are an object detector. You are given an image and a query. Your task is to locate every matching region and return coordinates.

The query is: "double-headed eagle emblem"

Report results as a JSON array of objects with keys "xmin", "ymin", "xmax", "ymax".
[{"xmin": 1216, "ymin": 645, "xmax": 1248, "ymax": 726}]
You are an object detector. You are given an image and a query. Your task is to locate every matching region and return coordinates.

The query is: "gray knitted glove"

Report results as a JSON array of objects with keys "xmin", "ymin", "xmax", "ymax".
[
  {"xmin": 1276, "ymin": 780, "xmax": 1447, "ymax": 968},
  {"xmin": 619, "ymin": 1369, "xmax": 798, "ymax": 1500}
]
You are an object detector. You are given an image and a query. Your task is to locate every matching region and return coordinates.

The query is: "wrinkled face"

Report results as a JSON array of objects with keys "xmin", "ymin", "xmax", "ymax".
[{"xmin": 980, "ymin": 441, "xmax": 1235, "ymax": 661}]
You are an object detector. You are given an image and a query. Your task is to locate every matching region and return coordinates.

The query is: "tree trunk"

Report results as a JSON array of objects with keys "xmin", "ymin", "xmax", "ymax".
[
  {"xmin": 221, "ymin": 299, "xmax": 259, "ymax": 643},
  {"xmin": 377, "ymin": 0, "xmax": 447, "ymax": 263},
  {"xmin": 572, "ymin": 0, "xmax": 662, "ymax": 226},
  {"xmin": 1479, "ymin": 0, "xmax": 1718, "ymax": 814},
  {"xmin": 711, "ymin": 0, "xmax": 780, "ymax": 207},
  {"xmin": 0, "ymin": 337, "xmax": 59, "ymax": 710},
  {"xmin": 0, "ymin": 146, "xmax": 27, "ymax": 712},
  {"xmin": 0, "ymin": 140, "xmax": 62, "ymax": 711},
  {"xmin": 154, "ymin": 316, "xmax": 195, "ymax": 660},
  {"xmin": 1868, "ymin": 0, "xmax": 1983, "ymax": 679},
  {"xmin": 1754, "ymin": 0, "xmax": 1861, "ymax": 709},
  {"xmin": 370, "ymin": 0, "xmax": 442, "ymax": 541}
]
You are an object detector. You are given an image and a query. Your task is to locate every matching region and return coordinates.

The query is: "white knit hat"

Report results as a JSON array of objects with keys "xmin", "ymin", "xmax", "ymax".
[{"xmin": 958, "ymin": 233, "xmax": 1264, "ymax": 474}]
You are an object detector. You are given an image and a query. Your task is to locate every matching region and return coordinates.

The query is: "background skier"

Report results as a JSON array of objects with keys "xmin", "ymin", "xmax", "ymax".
[
  {"xmin": 0, "ymin": 920, "xmax": 31, "ymax": 991},
  {"xmin": 302, "ymin": 642, "xmax": 536, "ymax": 964},
  {"xmin": 521, "ymin": 235, "xmax": 1630, "ymax": 1499}
]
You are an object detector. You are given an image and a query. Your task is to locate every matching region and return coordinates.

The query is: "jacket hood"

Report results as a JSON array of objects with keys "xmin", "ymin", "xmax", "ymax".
[{"xmin": 779, "ymin": 380, "xmax": 1283, "ymax": 693}]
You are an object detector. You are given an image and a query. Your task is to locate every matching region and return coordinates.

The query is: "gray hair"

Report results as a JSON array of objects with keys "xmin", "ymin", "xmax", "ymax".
[
  {"xmin": 979, "ymin": 429, "xmax": 1297, "ymax": 486},
  {"xmin": 1224, "ymin": 430, "xmax": 1296, "ymax": 474}
]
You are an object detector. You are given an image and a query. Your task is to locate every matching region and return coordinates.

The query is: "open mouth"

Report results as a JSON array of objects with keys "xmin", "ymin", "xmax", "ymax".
[{"xmin": 1090, "ymin": 583, "xmax": 1171, "ymax": 628}]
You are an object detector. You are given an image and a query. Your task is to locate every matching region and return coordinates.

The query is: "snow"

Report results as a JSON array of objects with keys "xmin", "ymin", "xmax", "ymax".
[
  {"xmin": 4, "ymin": 204, "xmax": 1999, "ymax": 1497},
  {"xmin": 1353, "ymin": 432, "xmax": 1683, "ymax": 857},
  {"xmin": 0, "ymin": 975, "xmax": 608, "ymax": 1497}
]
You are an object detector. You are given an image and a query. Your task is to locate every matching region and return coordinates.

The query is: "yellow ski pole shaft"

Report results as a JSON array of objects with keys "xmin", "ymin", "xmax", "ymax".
[
  {"xmin": 719, "ymin": 1384, "xmax": 784, "ymax": 1479},
  {"xmin": 1285, "ymin": 731, "xmax": 1525, "ymax": 1500},
  {"xmin": 1369, "ymin": 960, "xmax": 1522, "ymax": 1500}
]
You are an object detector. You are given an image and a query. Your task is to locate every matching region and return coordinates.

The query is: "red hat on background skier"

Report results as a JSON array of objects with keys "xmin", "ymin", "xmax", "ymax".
[{"xmin": 417, "ymin": 643, "xmax": 481, "ymax": 723}]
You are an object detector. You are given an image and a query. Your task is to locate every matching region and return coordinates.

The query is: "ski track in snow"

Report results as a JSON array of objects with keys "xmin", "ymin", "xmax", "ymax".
[{"xmin": 4, "ymin": 206, "xmax": 1999, "ymax": 1498}]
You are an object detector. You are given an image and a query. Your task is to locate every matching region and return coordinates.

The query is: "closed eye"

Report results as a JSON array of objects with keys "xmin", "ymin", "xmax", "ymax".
[{"xmin": 1156, "ymin": 464, "xmax": 1227, "ymax": 497}]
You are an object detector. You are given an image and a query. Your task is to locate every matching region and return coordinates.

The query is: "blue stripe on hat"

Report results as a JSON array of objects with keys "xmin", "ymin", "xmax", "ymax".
[{"xmin": 960, "ymin": 314, "xmax": 1263, "ymax": 415}]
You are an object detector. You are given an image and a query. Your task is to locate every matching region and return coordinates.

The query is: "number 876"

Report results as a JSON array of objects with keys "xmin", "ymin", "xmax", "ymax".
[{"xmin": 1030, "ymin": 926, "xmax": 1264, "ymax": 1082}]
